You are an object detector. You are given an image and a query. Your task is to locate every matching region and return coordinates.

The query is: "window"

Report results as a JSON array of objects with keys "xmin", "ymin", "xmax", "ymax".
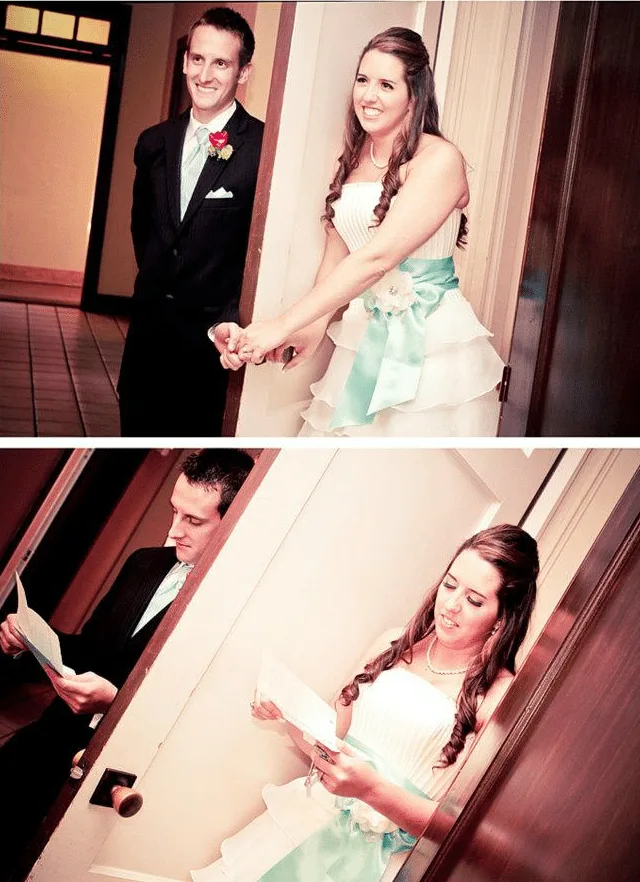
[
  {"xmin": 4, "ymin": 5, "xmax": 111, "ymax": 47},
  {"xmin": 5, "ymin": 4, "xmax": 39, "ymax": 33}
]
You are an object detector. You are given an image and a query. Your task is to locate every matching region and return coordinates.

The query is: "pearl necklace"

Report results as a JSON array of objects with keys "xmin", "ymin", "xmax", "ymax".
[
  {"xmin": 369, "ymin": 142, "xmax": 388, "ymax": 170},
  {"xmin": 426, "ymin": 636, "xmax": 469, "ymax": 676}
]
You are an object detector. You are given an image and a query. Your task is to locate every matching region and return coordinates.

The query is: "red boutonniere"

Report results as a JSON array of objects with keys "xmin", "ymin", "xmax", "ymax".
[{"xmin": 208, "ymin": 130, "xmax": 234, "ymax": 161}]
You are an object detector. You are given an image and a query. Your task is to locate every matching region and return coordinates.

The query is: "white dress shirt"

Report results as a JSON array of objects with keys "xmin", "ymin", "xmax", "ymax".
[{"xmin": 180, "ymin": 102, "xmax": 238, "ymax": 168}]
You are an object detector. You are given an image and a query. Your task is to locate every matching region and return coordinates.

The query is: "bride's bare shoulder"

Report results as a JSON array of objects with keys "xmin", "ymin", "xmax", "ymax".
[{"xmin": 411, "ymin": 133, "xmax": 465, "ymax": 173}]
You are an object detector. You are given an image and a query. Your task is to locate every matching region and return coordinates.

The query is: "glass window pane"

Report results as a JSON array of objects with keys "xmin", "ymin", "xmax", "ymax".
[
  {"xmin": 5, "ymin": 5, "xmax": 39, "ymax": 33},
  {"xmin": 41, "ymin": 10, "xmax": 75, "ymax": 40},
  {"xmin": 77, "ymin": 17, "xmax": 110, "ymax": 45}
]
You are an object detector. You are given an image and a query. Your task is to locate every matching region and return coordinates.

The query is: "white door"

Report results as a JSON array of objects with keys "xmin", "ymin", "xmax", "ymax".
[{"xmin": 29, "ymin": 448, "xmax": 558, "ymax": 882}]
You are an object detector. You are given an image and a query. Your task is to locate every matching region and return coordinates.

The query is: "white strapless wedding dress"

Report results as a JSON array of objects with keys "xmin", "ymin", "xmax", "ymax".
[
  {"xmin": 298, "ymin": 182, "xmax": 504, "ymax": 437},
  {"xmin": 191, "ymin": 668, "xmax": 467, "ymax": 882}
]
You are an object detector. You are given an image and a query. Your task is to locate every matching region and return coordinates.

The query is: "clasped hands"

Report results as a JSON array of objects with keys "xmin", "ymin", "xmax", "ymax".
[
  {"xmin": 211, "ymin": 317, "xmax": 329, "ymax": 372},
  {"xmin": 250, "ymin": 695, "xmax": 377, "ymax": 801}
]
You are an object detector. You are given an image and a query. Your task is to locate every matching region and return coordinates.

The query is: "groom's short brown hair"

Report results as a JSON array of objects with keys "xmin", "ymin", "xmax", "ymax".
[
  {"xmin": 186, "ymin": 7, "xmax": 256, "ymax": 68},
  {"xmin": 180, "ymin": 449, "xmax": 254, "ymax": 516}
]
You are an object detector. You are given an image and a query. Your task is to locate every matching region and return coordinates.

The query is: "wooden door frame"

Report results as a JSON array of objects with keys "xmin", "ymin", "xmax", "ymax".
[
  {"xmin": 0, "ymin": 450, "xmax": 91, "ymax": 606},
  {"xmin": 397, "ymin": 461, "xmax": 640, "ymax": 881},
  {"xmin": 15, "ymin": 449, "xmax": 280, "ymax": 882},
  {"xmin": 499, "ymin": 1, "xmax": 599, "ymax": 436},
  {"xmin": 222, "ymin": 2, "xmax": 297, "ymax": 436}
]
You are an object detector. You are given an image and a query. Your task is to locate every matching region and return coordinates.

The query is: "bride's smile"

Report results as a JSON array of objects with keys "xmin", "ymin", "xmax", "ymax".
[{"xmin": 353, "ymin": 48, "xmax": 411, "ymax": 138}]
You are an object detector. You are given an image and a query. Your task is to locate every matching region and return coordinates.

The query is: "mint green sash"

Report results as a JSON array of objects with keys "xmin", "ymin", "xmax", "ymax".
[
  {"xmin": 258, "ymin": 735, "xmax": 427, "ymax": 882},
  {"xmin": 330, "ymin": 257, "xmax": 459, "ymax": 429}
]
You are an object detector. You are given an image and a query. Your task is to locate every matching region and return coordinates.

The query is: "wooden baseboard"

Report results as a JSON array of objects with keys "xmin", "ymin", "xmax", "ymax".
[
  {"xmin": 0, "ymin": 281, "xmax": 81, "ymax": 308},
  {"xmin": 0, "ymin": 263, "xmax": 84, "ymax": 287}
]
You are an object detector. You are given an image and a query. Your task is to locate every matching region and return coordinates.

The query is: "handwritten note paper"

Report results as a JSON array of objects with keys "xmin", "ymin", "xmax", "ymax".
[
  {"xmin": 257, "ymin": 654, "xmax": 338, "ymax": 751},
  {"xmin": 15, "ymin": 572, "xmax": 70, "ymax": 675}
]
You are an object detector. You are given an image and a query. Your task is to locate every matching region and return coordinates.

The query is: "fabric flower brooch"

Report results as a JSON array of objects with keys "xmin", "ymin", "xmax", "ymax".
[
  {"xmin": 208, "ymin": 131, "xmax": 234, "ymax": 161},
  {"xmin": 364, "ymin": 268, "xmax": 418, "ymax": 316}
]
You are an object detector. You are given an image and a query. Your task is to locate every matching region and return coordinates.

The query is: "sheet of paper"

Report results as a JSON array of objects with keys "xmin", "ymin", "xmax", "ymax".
[
  {"xmin": 257, "ymin": 654, "xmax": 338, "ymax": 751},
  {"xmin": 15, "ymin": 572, "xmax": 69, "ymax": 676}
]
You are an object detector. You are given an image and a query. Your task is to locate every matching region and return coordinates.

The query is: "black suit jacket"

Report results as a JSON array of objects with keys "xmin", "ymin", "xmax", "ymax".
[
  {"xmin": 130, "ymin": 103, "xmax": 264, "ymax": 324},
  {"xmin": 57, "ymin": 546, "xmax": 179, "ymax": 689}
]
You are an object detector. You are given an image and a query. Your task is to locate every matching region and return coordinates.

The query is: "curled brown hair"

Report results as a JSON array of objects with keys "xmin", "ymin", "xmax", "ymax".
[
  {"xmin": 323, "ymin": 27, "xmax": 468, "ymax": 247},
  {"xmin": 339, "ymin": 524, "xmax": 539, "ymax": 766}
]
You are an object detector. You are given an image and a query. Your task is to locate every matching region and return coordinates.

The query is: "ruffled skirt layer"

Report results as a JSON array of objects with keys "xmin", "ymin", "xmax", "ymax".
[
  {"xmin": 190, "ymin": 778, "xmax": 406, "ymax": 882},
  {"xmin": 298, "ymin": 291, "xmax": 504, "ymax": 437}
]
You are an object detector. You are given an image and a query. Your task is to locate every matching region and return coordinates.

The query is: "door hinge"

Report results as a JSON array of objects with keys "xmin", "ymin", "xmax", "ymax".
[{"xmin": 499, "ymin": 365, "xmax": 512, "ymax": 403}]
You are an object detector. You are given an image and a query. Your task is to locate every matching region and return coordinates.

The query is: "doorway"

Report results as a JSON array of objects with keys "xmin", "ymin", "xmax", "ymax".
[{"xmin": 0, "ymin": 2, "xmax": 132, "ymax": 309}]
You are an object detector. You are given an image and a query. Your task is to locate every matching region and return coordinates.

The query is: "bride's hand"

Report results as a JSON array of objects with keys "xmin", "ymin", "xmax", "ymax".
[
  {"xmin": 266, "ymin": 318, "xmax": 330, "ymax": 370},
  {"xmin": 250, "ymin": 692, "xmax": 283, "ymax": 722},
  {"xmin": 238, "ymin": 320, "xmax": 288, "ymax": 365},
  {"xmin": 312, "ymin": 739, "xmax": 378, "ymax": 800}
]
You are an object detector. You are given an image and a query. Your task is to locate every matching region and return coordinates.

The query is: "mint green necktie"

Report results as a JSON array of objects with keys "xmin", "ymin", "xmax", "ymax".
[
  {"xmin": 180, "ymin": 126, "xmax": 209, "ymax": 220},
  {"xmin": 132, "ymin": 562, "xmax": 191, "ymax": 636}
]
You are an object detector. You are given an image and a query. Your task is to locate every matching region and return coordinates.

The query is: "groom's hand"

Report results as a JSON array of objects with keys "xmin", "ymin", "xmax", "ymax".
[
  {"xmin": 209, "ymin": 323, "xmax": 244, "ymax": 371},
  {"xmin": 44, "ymin": 668, "xmax": 118, "ymax": 715},
  {"xmin": 0, "ymin": 614, "xmax": 27, "ymax": 655}
]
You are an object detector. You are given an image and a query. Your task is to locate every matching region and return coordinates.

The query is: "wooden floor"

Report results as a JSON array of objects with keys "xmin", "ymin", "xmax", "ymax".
[{"xmin": 0, "ymin": 300, "xmax": 128, "ymax": 437}]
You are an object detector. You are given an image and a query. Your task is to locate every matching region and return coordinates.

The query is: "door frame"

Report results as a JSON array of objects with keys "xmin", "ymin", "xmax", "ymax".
[
  {"xmin": 498, "ymin": 1, "xmax": 598, "ymax": 436},
  {"xmin": 0, "ymin": 1, "xmax": 132, "ymax": 313},
  {"xmin": 0, "ymin": 449, "xmax": 91, "ymax": 606},
  {"xmin": 14, "ymin": 449, "xmax": 280, "ymax": 882},
  {"xmin": 222, "ymin": 1, "xmax": 297, "ymax": 435}
]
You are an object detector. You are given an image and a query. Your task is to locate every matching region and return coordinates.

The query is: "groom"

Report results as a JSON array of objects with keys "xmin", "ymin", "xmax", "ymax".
[
  {"xmin": 0, "ymin": 449, "xmax": 254, "ymax": 881},
  {"xmin": 118, "ymin": 7, "xmax": 264, "ymax": 436}
]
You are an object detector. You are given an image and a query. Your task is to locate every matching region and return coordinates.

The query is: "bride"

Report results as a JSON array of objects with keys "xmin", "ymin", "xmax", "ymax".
[
  {"xmin": 212, "ymin": 27, "xmax": 504, "ymax": 437},
  {"xmin": 191, "ymin": 524, "xmax": 539, "ymax": 881}
]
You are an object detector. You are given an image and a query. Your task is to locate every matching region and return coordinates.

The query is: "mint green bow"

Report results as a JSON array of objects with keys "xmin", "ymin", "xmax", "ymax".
[
  {"xmin": 330, "ymin": 257, "xmax": 459, "ymax": 429},
  {"xmin": 258, "ymin": 735, "xmax": 428, "ymax": 882}
]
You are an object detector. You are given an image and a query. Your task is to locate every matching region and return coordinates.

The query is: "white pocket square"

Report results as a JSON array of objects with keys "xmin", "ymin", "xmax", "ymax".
[{"xmin": 206, "ymin": 187, "xmax": 234, "ymax": 199}]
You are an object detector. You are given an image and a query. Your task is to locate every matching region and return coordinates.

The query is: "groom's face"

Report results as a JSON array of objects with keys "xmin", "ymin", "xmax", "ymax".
[
  {"xmin": 183, "ymin": 25, "xmax": 251, "ymax": 124},
  {"xmin": 167, "ymin": 474, "xmax": 222, "ymax": 565}
]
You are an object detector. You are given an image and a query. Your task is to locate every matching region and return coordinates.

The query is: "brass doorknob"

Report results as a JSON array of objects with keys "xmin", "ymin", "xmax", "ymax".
[{"xmin": 111, "ymin": 785, "xmax": 143, "ymax": 817}]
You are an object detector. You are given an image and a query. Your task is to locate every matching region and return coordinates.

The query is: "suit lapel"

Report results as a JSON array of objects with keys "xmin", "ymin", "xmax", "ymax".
[
  {"xmin": 165, "ymin": 113, "xmax": 190, "ymax": 231},
  {"xmin": 180, "ymin": 103, "xmax": 251, "ymax": 228},
  {"xmin": 120, "ymin": 548, "xmax": 178, "ymax": 643}
]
